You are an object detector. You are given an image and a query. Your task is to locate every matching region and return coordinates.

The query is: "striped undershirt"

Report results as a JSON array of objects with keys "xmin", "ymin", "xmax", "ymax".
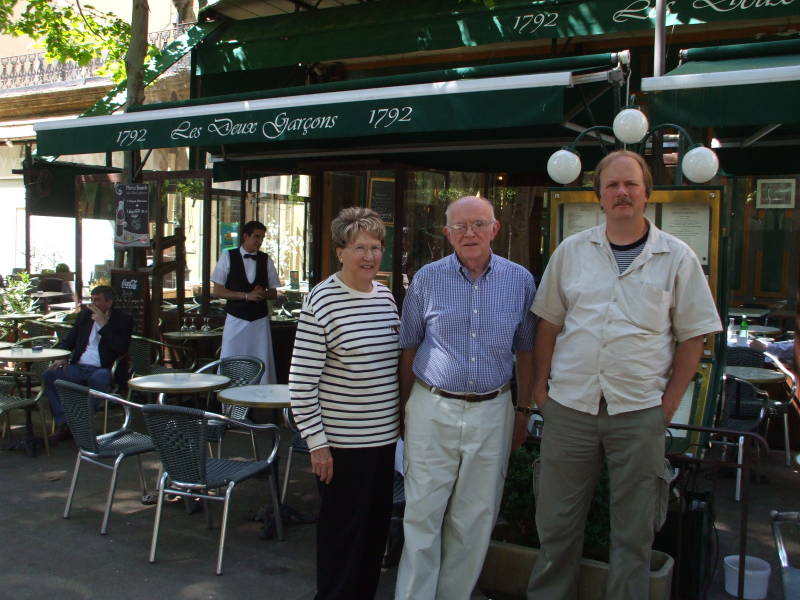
[
  {"xmin": 289, "ymin": 274, "xmax": 400, "ymax": 451},
  {"xmin": 609, "ymin": 228, "xmax": 649, "ymax": 273}
]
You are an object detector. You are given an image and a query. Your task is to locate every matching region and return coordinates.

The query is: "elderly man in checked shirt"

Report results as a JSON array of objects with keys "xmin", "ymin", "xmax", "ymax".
[{"xmin": 394, "ymin": 196, "xmax": 537, "ymax": 600}]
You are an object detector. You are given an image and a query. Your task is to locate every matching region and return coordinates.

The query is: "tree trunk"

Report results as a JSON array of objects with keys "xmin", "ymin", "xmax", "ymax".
[
  {"xmin": 172, "ymin": 0, "xmax": 196, "ymax": 23},
  {"xmin": 126, "ymin": 0, "xmax": 149, "ymax": 110}
]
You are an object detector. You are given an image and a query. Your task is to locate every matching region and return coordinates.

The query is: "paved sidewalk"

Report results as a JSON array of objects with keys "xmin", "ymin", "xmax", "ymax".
[{"xmin": 1, "ymin": 413, "xmax": 799, "ymax": 600}]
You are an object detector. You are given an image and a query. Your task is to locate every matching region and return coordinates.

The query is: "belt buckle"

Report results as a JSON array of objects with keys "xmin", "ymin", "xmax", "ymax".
[{"xmin": 463, "ymin": 393, "xmax": 479, "ymax": 402}]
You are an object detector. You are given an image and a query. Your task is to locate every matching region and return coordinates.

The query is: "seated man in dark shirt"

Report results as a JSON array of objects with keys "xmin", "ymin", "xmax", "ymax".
[{"xmin": 43, "ymin": 285, "xmax": 133, "ymax": 441}]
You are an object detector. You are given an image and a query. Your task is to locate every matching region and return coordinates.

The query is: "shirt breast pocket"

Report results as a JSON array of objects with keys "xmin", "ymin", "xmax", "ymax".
[{"xmin": 622, "ymin": 281, "xmax": 672, "ymax": 333}]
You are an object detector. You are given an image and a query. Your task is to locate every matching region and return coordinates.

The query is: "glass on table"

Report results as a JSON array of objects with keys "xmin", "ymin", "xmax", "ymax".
[{"xmin": 201, "ymin": 317, "xmax": 211, "ymax": 332}]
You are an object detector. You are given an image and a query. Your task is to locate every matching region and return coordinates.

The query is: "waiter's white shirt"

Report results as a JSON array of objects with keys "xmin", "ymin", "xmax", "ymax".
[{"xmin": 211, "ymin": 246, "xmax": 280, "ymax": 383}]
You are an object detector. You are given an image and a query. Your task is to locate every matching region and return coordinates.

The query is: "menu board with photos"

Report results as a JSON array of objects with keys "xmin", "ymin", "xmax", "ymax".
[{"xmin": 111, "ymin": 269, "xmax": 149, "ymax": 336}]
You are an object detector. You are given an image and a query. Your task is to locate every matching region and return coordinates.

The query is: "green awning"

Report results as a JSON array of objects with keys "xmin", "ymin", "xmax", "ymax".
[
  {"xmin": 196, "ymin": 0, "xmax": 799, "ymax": 75},
  {"xmin": 34, "ymin": 52, "xmax": 624, "ymax": 156},
  {"xmin": 642, "ymin": 39, "xmax": 800, "ymax": 127}
]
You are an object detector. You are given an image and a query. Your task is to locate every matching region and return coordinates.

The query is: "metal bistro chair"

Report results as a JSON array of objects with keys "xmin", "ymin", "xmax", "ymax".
[
  {"xmin": 55, "ymin": 380, "xmax": 154, "ymax": 534},
  {"xmin": 281, "ymin": 408, "xmax": 310, "ymax": 504},
  {"xmin": 195, "ymin": 356, "xmax": 265, "ymax": 458},
  {"xmin": 0, "ymin": 335, "xmax": 61, "ymax": 455},
  {"xmin": 727, "ymin": 346, "xmax": 799, "ymax": 466},
  {"xmin": 771, "ymin": 510, "xmax": 800, "ymax": 600},
  {"xmin": 717, "ymin": 375, "xmax": 770, "ymax": 501},
  {"xmin": 141, "ymin": 404, "xmax": 283, "ymax": 575},
  {"xmin": 763, "ymin": 351, "xmax": 798, "ymax": 467},
  {"xmin": 127, "ymin": 335, "xmax": 197, "ymax": 400}
]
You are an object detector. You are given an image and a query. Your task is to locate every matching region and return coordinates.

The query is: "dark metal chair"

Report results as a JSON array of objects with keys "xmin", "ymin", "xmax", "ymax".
[
  {"xmin": 195, "ymin": 355, "xmax": 265, "ymax": 458},
  {"xmin": 0, "ymin": 335, "xmax": 61, "ymax": 455},
  {"xmin": 763, "ymin": 351, "xmax": 798, "ymax": 467},
  {"xmin": 727, "ymin": 346, "xmax": 798, "ymax": 466},
  {"xmin": 771, "ymin": 510, "xmax": 800, "ymax": 600},
  {"xmin": 717, "ymin": 375, "xmax": 769, "ymax": 501},
  {"xmin": 128, "ymin": 335, "xmax": 197, "ymax": 380},
  {"xmin": 55, "ymin": 380, "xmax": 154, "ymax": 535},
  {"xmin": 281, "ymin": 409, "xmax": 310, "ymax": 504},
  {"xmin": 141, "ymin": 404, "xmax": 282, "ymax": 575},
  {"xmin": 726, "ymin": 346, "xmax": 767, "ymax": 368}
]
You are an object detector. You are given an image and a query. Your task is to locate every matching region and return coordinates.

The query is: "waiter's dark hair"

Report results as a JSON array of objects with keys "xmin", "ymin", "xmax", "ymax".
[
  {"xmin": 90, "ymin": 285, "xmax": 114, "ymax": 302},
  {"xmin": 242, "ymin": 220, "xmax": 267, "ymax": 237}
]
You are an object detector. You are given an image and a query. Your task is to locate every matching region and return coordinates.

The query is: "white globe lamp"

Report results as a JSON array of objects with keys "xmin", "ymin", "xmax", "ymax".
[
  {"xmin": 612, "ymin": 108, "xmax": 649, "ymax": 144},
  {"xmin": 547, "ymin": 149, "xmax": 582, "ymax": 184},
  {"xmin": 681, "ymin": 145, "xmax": 719, "ymax": 183}
]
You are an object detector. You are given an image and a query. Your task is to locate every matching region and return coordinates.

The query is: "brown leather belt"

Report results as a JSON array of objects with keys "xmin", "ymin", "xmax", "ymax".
[{"xmin": 416, "ymin": 377, "xmax": 510, "ymax": 402}]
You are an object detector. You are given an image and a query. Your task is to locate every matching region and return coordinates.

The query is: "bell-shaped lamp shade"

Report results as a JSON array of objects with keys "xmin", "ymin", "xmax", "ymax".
[
  {"xmin": 681, "ymin": 145, "xmax": 719, "ymax": 183},
  {"xmin": 612, "ymin": 108, "xmax": 649, "ymax": 144},
  {"xmin": 547, "ymin": 149, "xmax": 582, "ymax": 184}
]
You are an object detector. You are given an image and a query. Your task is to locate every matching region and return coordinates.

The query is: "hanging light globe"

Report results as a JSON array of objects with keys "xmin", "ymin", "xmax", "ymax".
[
  {"xmin": 681, "ymin": 145, "xmax": 719, "ymax": 183},
  {"xmin": 547, "ymin": 149, "xmax": 582, "ymax": 184},
  {"xmin": 612, "ymin": 108, "xmax": 649, "ymax": 144}
]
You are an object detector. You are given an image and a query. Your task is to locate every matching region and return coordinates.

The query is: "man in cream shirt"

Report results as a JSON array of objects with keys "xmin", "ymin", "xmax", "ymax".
[{"xmin": 526, "ymin": 151, "xmax": 721, "ymax": 599}]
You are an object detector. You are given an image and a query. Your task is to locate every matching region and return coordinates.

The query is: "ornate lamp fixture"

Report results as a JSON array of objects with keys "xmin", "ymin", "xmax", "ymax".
[{"xmin": 547, "ymin": 107, "xmax": 719, "ymax": 185}]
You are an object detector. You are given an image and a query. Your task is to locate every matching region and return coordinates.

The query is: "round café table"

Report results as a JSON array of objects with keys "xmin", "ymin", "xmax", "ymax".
[
  {"xmin": 0, "ymin": 313, "xmax": 41, "ymax": 341},
  {"xmin": 0, "ymin": 347, "xmax": 70, "ymax": 456},
  {"xmin": 746, "ymin": 325, "xmax": 782, "ymax": 336},
  {"xmin": 162, "ymin": 330, "xmax": 224, "ymax": 342},
  {"xmin": 217, "ymin": 384, "xmax": 307, "ymax": 538},
  {"xmin": 218, "ymin": 383, "xmax": 290, "ymax": 410},
  {"xmin": 725, "ymin": 366, "xmax": 786, "ymax": 384},
  {"xmin": 0, "ymin": 341, "xmax": 13, "ymax": 350},
  {"xmin": 162, "ymin": 329, "xmax": 224, "ymax": 364},
  {"xmin": 128, "ymin": 372, "xmax": 230, "ymax": 404}
]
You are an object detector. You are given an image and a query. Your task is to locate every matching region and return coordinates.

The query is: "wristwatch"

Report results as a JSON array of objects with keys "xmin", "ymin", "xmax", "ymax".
[{"xmin": 514, "ymin": 405, "xmax": 536, "ymax": 416}]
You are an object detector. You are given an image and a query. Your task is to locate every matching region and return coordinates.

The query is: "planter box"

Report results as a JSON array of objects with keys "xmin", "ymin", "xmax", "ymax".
[{"xmin": 478, "ymin": 540, "xmax": 674, "ymax": 600}]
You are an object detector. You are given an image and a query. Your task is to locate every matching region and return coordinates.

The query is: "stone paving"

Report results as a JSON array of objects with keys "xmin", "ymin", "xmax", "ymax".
[{"xmin": 1, "ymin": 410, "xmax": 799, "ymax": 600}]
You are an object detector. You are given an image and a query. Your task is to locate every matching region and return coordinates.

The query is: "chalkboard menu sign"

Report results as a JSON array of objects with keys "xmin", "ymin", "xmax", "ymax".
[
  {"xmin": 369, "ymin": 178, "xmax": 395, "ymax": 224},
  {"xmin": 111, "ymin": 269, "xmax": 149, "ymax": 336},
  {"xmin": 114, "ymin": 183, "xmax": 150, "ymax": 248}
]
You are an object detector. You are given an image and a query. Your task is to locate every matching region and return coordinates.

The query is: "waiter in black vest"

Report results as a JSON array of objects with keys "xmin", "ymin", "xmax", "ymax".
[{"xmin": 211, "ymin": 220, "xmax": 279, "ymax": 383}]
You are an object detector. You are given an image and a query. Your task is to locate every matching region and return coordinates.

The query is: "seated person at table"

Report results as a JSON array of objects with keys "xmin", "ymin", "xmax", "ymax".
[
  {"xmin": 43, "ymin": 286, "xmax": 133, "ymax": 441},
  {"xmin": 750, "ymin": 338, "xmax": 795, "ymax": 368}
]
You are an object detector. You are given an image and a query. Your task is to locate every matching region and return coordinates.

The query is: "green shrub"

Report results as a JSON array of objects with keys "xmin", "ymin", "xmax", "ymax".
[
  {"xmin": 499, "ymin": 444, "xmax": 611, "ymax": 561},
  {"xmin": 55, "ymin": 263, "xmax": 71, "ymax": 273}
]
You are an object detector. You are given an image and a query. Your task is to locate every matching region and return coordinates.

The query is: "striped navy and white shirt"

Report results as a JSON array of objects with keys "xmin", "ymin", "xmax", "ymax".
[
  {"xmin": 289, "ymin": 274, "xmax": 400, "ymax": 451},
  {"xmin": 400, "ymin": 253, "xmax": 537, "ymax": 393},
  {"xmin": 609, "ymin": 228, "xmax": 649, "ymax": 273}
]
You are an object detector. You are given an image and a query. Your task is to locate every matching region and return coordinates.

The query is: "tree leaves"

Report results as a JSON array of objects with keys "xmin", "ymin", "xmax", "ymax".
[{"xmin": 0, "ymin": 0, "xmax": 131, "ymax": 82}]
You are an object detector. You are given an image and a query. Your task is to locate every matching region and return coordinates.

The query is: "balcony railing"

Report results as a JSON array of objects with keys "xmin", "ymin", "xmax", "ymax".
[{"xmin": 0, "ymin": 24, "xmax": 192, "ymax": 91}]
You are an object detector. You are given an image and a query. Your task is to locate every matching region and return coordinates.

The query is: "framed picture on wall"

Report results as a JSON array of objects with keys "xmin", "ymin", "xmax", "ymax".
[{"xmin": 756, "ymin": 178, "xmax": 795, "ymax": 209}]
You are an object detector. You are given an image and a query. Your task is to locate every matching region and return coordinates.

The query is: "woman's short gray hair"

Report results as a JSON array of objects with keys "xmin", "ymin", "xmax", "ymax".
[{"xmin": 331, "ymin": 207, "xmax": 386, "ymax": 248}]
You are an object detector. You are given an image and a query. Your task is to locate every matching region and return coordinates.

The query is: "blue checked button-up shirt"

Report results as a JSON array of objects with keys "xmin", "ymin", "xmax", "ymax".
[{"xmin": 400, "ymin": 253, "xmax": 537, "ymax": 393}]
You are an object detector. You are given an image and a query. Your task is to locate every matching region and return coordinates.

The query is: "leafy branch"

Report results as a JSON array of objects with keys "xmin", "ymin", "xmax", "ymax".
[{"xmin": 0, "ymin": 0, "xmax": 132, "ymax": 82}]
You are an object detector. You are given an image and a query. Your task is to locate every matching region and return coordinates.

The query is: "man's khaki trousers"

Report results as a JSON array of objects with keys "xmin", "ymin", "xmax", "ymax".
[
  {"xmin": 526, "ymin": 399, "xmax": 665, "ymax": 600},
  {"xmin": 395, "ymin": 382, "xmax": 514, "ymax": 600}
]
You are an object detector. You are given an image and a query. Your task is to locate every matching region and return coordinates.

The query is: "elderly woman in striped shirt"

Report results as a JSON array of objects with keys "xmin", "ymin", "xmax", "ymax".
[{"xmin": 289, "ymin": 206, "xmax": 400, "ymax": 600}]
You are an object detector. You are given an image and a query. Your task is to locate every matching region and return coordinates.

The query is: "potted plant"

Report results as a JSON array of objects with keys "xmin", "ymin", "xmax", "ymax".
[{"xmin": 478, "ymin": 445, "xmax": 674, "ymax": 600}]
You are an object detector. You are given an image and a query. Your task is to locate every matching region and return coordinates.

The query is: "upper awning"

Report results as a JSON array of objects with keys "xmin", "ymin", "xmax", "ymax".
[
  {"xmin": 34, "ymin": 52, "xmax": 625, "ymax": 157},
  {"xmin": 642, "ymin": 39, "xmax": 800, "ymax": 127}
]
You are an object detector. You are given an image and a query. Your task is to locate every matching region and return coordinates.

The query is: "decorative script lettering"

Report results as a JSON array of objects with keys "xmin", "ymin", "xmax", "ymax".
[
  {"xmin": 692, "ymin": 0, "xmax": 794, "ymax": 11},
  {"xmin": 261, "ymin": 112, "xmax": 339, "ymax": 140}
]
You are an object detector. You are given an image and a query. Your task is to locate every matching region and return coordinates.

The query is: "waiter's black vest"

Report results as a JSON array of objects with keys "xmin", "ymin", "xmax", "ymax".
[{"xmin": 224, "ymin": 248, "xmax": 270, "ymax": 321}]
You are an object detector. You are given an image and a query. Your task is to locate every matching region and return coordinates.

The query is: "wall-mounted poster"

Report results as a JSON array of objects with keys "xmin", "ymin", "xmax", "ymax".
[
  {"xmin": 661, "ymin": 203, "xmax": 710, "ymax": 265},
  {"xmin": 114, "ymin": 183, "xmax": 150, "ymax": 248},
  {"xmin": 756, "ymin": 178, "xmax": 795, "ymax": 209},
  {"xmin": 369, "ymin": 178, "xmax": 395, "ymax": 224}
]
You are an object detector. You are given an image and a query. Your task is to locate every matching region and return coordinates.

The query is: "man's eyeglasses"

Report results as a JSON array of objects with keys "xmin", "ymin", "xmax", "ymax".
[{"xmin": 446, "ymin": 220, "xmax": 496, "ymax": 234}]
